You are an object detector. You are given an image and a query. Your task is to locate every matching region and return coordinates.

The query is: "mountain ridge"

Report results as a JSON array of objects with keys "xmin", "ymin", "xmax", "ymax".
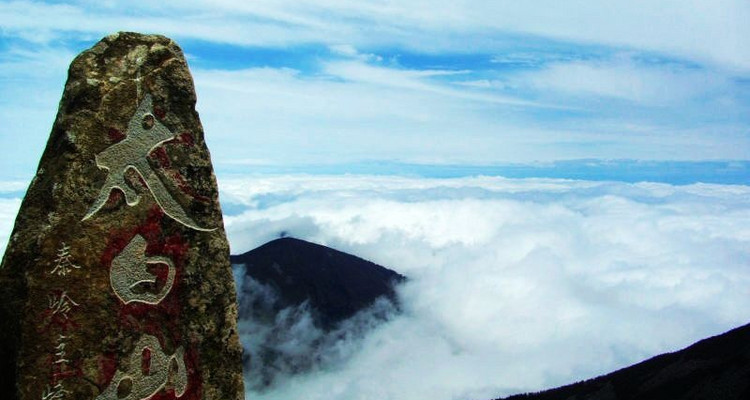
[
  {"xmin": 494, "ymin": 321, "xmax": 750, "ymax": 400},
  {"xmin": 231, "ymin": 237, "xmax": 405, "ymax": 329},
  {"xmin": 231, "ymin": 237, "xmax": 406, "ymax": 390}
]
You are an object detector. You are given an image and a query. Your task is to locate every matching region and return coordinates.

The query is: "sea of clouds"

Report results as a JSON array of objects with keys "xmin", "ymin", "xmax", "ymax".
[
  {"xmin": 220, "ymin": 174, "xmax": 750, "ymax": 400},
  {"xmin": 1, "ymin": 174, "xmax": 749, "ymax": 400},
  {"xmin": 233, "ymin": 270, "xmax": 401, "ymax": 393}
]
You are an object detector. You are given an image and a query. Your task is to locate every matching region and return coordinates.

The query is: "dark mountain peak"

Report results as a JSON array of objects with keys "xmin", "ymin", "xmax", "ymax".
[
  {"xmin": 232, "ymin": 237, "xmax": 406, "ymax": 390},
  {"xmin": 496, "ymin": 321, "xmax": 750, "ymax": 400},
  {"xmin": 231, "ymin": 237, "xmax": 405, "ymax": 329}
]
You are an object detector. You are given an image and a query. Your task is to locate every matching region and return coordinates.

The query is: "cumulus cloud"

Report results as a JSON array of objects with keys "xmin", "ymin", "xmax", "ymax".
[{"xmin": 220, "ymin": 174, "xmax": 750, "ymax": 400}]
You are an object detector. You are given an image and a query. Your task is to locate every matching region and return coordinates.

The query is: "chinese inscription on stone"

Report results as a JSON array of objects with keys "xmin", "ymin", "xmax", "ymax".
[
  {"xmin": 0, "ymin": 32, "xmax": 243, "ymax": 400},
  {"xmin": 88, "ymin": 94, "xmax": 197, "ymax": 399},
  {"xmin": 82, "ymin": 95, "xmax": 213, "ymax": 232}
]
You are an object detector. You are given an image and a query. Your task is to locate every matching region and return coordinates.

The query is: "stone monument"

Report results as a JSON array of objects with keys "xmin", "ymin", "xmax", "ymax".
[{"xmin": 0, "ymin": 32, "xmax": 244, "ymax": 399}]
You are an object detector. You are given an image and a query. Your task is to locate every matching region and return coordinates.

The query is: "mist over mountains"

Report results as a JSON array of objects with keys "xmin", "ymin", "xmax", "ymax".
[
  {"xmin": 220, "ymin": 174, "xmax": 750, "ymax": 400},
  {"xmin": 231, "ymin": 235, "xmax": 750, "ymax": 400},
  {"xmin": 231, "ymin": 237, "xmax": 405, "ymax": 392},
  {"xmin": 0, "ymin": 173, "xmax": 748, "ymax": 399}
]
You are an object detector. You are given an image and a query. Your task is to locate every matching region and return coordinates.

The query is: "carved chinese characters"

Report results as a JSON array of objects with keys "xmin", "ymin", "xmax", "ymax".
[
  {"xmin": 0, "ymin": 32, "xmax": 244, "ymax": 400},
  {"xmin": 42, "ymin": 287, "xmax": 81, "ymax": 399},
  {"xmin": 50, "ymin": 244, "xmax": 81, "ymax": 277},
  {"xmin": 101, "ymin": 232, "xmax": 185, "ymax": 399},
  {"xmin": 88, "ymin": 93, "xmax": 197, "ymax": 399},
  {"xmin": 110, "ymin": 234, "xmax": 176, "ymax": 305},
  {"xmin": 46, "ymin": 291, "xmax": 79, "ymax": 326},
  {"xmin": 83, "ymin": 95, "xmax": 213, "ymax": 232},
  {"xmin": 95, "ymin": 335, "xmax": 188, "ymax": 400},
  {"xmin": 38, "ymin": 246, "xmax": 84, "ymax": 399}
]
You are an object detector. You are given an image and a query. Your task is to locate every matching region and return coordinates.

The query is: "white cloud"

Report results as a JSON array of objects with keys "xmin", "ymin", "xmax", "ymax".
[
  {"xmin": 234, "ymin": 270, "xmax": 400, "ymax": 392},
  {"xmin": 0, "ymin": 198, "xmax": 22, "ymax": 253},
  {"xmin": 321, "ymin": 60, "xmax": 550, "ymax": 108},
  {"xmin": 191, "ymin": 65, "xmax": 573, "ymax": 167},
  {"xmin": 0, "ymin": 181, "xmax": 30, "ymax": 194},
  {"xmin": 519, "ymin": 55, "xmax": 732, "ymax": 105},
  {"xmin": 1, "ymin": 0, "xmax": 748, "ymax": 71},
  {"xmin": 0, "ymin": 43, "xmax": 71, "ymax": 180},
  {"xmin": 328, "ymin": 44, "xmax": 383, "ymax": 63},
  {"xmin": 190, "ymin": 63, "xmax": 749, "ymax": 170},
  {"xmin": 220, "ymin": 174, "xmax": 750, "ymax": 400}
]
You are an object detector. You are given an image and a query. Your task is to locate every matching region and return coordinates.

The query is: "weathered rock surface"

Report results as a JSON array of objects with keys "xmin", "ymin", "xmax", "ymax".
[{"xmin": 0, "ymin": 32, "xmax": 244, "ymax": 400}]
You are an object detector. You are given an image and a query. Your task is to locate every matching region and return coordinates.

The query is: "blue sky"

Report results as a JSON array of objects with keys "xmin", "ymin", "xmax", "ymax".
[{"xmin": 1, "ymin": 0, "xmax": 749, "ymax": 183}]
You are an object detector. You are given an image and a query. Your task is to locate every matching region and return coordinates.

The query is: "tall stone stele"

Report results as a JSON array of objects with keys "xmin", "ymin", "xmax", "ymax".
[{"xmin": 0, "ymin": 32, "xmax": 244, "ymax": 400}]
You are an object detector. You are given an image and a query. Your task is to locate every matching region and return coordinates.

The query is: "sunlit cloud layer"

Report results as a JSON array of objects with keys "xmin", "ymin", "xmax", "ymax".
[{"xmin": 219, "ymin": 174, "xmax": 750, "ymax": 400}]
